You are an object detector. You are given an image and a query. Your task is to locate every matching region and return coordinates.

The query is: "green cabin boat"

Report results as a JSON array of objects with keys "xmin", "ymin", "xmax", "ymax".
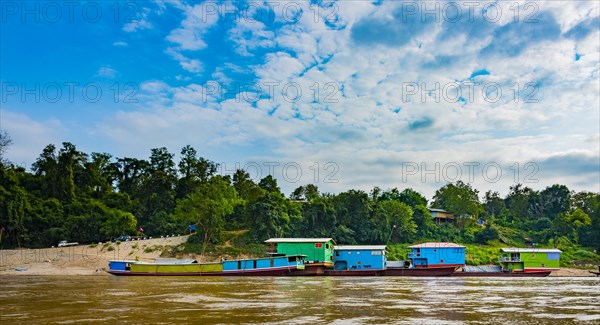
[
  {"xmin": 499, "ymin": 248, "xmax": 561, "ymax": 273},
  {"xmin": 265, "ymin": 238, "xmax": 335, "ymax": 266}
]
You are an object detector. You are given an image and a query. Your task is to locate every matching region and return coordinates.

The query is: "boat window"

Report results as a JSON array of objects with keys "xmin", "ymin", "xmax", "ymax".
[
  {"xmin": 237, "ymin": 261, "xmax": 241, "ymax": 270},
  {"xmin": 547, "ymin": 252, "xmax": 560, "ymax": 260},
  {"xmin": 315, "ymin": 243, "xmax": 323, "ymax": 248},
  {"xmin": 335, "ymin": 251, "xmax": 340, "ymax": 256},
  {"xmin": 253, "ymin": 260, "xmax": 257, "ymax": 269}
]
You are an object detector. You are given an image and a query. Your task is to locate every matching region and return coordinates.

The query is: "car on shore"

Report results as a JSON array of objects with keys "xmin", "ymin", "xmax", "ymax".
[
  {"xmin": 57, "ymin": 240, "xmax": 78, "ymax": 247},
  {"xmin": 113, "ymin": 235, "xmax": 132, "ymax": 242}
]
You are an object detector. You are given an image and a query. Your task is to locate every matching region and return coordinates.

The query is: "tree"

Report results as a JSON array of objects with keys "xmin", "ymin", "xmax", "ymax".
[
  {"xmin": 332, "ymin": 190, "xmax": 372, "ymax": 243},
  {"xmin": 101, "ymin": 210, "xmax": 137, "ymax": 240},
  {"xmin": 0, "ymin": 131, "xmax": 12, "ymax": 165},
  {"xmin": 431, "ymin": 181, "xmax": 483, "ymax": 220},
  {"xmin": 177, "ymin": 145, "xmax": 217, "ymax": 198},
  {"xmin": 32, "ymin": 144, "xmax": 59, "ymax": 199},
  {"xmin": 56, "ymin": 142, "xmax": 87, "ymax": 202},
  {"xmin": 483, "ymin": 190, "xmax": 505, "ymax": 220},
  {"xmin": 551, "ymin": 208, "xmax": 591, "ymax": 247},
  {"xmin": 505, "ymin": 184, "xmax": 536, "ymax": 223},
  {"xmin": 375, "ymin": 200, "xmax": 416, "ymax": 243},
  {"xmin": 173, "ymin": 176, "xmax": 238, "ymax": 253},
  {"xmin": 530, "ymin": 184, "xmax": 571, "ymax": 220},
  {"xmin": 572, "ymin": 191, "xmax": 600, "ymax": 250},
  {"xmin": 258, "ymin": 175, "xmax": 281, "ymax": 194},
  {"xmin": 248, "ymin": 192, "xmax": 290, "ymax": 241}
]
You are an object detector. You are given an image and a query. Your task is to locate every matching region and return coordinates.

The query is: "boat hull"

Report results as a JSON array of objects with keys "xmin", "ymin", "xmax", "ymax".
[
  {"xmin": 287, "ymin": 263, "xmax": 328, "ymax": 276},
  {"xmin": 107, "ymin": 266, "xmax": 300, "ymax": 276},
  {"xmin": 324, "ymin": 269, "xmax": 382, "ymax": 276},
  {"xmin": 451, "ymin": 270, "xmax": 551, "ymax": 277},
  {"xmin": 382, "ymin": 266, "xmax": 456, "ymax": 276}
]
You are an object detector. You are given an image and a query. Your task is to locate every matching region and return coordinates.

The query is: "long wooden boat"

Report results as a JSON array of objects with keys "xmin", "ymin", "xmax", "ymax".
[
  {"xmin": 107, "ymin": 255, "xmax": 305, "ymax": 276},
  {"xmin": 382, "ymin": 266, "xmax": 457, "ymax": 276}
]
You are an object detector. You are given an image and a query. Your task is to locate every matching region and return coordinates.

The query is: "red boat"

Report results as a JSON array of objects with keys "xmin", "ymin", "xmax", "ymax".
[
  {"xmin": 324, "ymin": 269, "xmax": 382, "ymax": 276},
  {"xmin": 451, "ymin": 270, "xmax": 551, "ymax": 277},
  {"xmin": 382, "ymin": 266, "xmax": 457, "ymax": 276}
]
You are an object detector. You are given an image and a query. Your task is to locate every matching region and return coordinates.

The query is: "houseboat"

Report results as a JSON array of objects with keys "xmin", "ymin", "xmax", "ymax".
[
  {"xmin": 408, "ymin": 242, "xmax": 466, "ymax": 268},
  {"xmin": 107, "ymin": 255, "xmax": 305, "ymax": 276},
  {"xmin": 452, "ymin": 247, "xmax": 560, "ymax": 277},
  {"xmin": 326, "ymin": 244, "xmax": 456, "ymax": 276},
  {"xmin": 498, "ymin": 247, "xmax": 561, "ymax": 273},
  {"xmin": 265, "ymin": 238, "xmax": 335, "ymax": 275},
  {"xmin": 326, "ymin": 245, "xmax": 387, "ymax": 276}
]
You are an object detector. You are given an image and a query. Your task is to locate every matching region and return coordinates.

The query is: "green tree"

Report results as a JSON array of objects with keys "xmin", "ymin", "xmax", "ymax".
[
  {"xmin": 173, "ymin": 176, "xmax": 238, "ymax": 252},
  {"xmin": 177, "ymin": 145, "xmax": 217, "ymax": 198},
  {"xmin": 101, "ymin": 210, "xmax": 137, "ymax": 240},
  {"xmin": 375, "ymin": 200, "xmax": 416, "ymax": 243},
  {"xmin": 431, "ymin": 181, "xmax": 483, "ymax": 227}
]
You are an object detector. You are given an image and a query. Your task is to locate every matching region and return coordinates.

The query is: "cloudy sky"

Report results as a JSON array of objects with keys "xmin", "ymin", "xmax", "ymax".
[{"xmin": 1, "ymin": 0, "xmax": 599, "ymax": 198}]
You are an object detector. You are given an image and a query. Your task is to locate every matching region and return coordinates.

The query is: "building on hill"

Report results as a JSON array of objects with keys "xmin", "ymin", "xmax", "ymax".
[{"xmin": 429, "ymin": 208, "xmax": 455, "ymax": 224}]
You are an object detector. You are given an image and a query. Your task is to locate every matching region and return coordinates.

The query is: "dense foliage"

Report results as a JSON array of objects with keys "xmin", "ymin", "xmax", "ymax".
[{"xmin": 1, "ymin": 142, "xmax": 598, "ymax": 260}]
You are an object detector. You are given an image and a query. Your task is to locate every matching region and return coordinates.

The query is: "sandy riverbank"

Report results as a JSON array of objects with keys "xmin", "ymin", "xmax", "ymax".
[{"xmin": 0, "ymin": 236, "xmax": 190, "ymax": 276}]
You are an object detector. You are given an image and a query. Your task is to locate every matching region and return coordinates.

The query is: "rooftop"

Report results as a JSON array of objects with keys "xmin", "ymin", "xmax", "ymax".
[
  {"xmin": 429, "ymin": 208, "xmax": 450, "ymax": 213},
  {"xmin": 265, "ymin": 238, "xmax": 335, "ymax": 244},
  {"xmin": 409, "ymin": 242, "xmax": 465, "ymax": 248},
  {"xmin": 334, "ymin": 245, "xmax": 387, "ymax": 251},
  {"xmin": 501, "ymin": 248, "xmax": 562, "ymax": 253}
]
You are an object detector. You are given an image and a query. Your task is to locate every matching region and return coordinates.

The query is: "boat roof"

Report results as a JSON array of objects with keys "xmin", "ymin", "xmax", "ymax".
[
  {"xmin": 428, "ymin": 208, "xmax": 449, "ymax": 213},
  {"xmin": 153, "ymin": 258, "xmax": 197, "ymax": 264},
  {"xmin": 501, "ymin": 248, "xmax": 562, "ymax": 253},
  {"xmin": 265, "ymin": 238, "xmax": 335, "ymax": 243},
  {"xmin": 409, "ymin": 242, "xmax": 465, "ymax": 248},
  {"xmin": 334, "ymin": 245, "xmax": 387, "ymax": 251}
]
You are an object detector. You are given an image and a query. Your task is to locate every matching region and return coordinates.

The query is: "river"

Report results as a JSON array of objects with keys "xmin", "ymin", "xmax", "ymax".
[{"xmin": 1, "ymin": 276, "xmax": 599, "ymax": 324}]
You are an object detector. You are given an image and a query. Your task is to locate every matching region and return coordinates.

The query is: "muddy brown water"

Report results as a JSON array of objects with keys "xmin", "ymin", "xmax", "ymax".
[{"xmin": 1, "ymin": 276, "xmax": 599, "ymax": 324}]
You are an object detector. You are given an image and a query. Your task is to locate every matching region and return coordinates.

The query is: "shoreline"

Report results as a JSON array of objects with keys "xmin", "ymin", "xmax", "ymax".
[{"xmin": 1, "ymin": 238, "xmax": 597, "ymax": 277}]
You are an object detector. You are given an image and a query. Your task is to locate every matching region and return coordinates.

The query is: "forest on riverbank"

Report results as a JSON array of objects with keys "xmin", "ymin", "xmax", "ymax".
[{"xmin": 1, "ymin": 139, "xmax": 599, "ymax": 265}]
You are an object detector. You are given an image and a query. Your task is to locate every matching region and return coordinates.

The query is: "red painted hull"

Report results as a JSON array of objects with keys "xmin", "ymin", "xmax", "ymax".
[
  {"xmin": 324, "ymin": 269, "xmax": 383, "ymax": 276},
  {"xmin": 287, "ymin": 263, "xmax": 328, "ymax": 276},
  {"xmin": 451, "ymin": 270, "xmax": 551, "ymax": 277},
  {"xmin": 382, "ymin": 266, "xmax": 456, "ymax": 276}
]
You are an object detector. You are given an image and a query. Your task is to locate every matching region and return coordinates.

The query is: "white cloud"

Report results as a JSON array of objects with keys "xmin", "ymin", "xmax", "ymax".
[
  {"xmin": 123, "ymin": 7, "xmax": 153, "ymax": 32},
  {"xmin": 165, "ymin": 47, "xmax": 203, "ymax": 73},
  {"xmin": 1, "ymin": 111, "xmax": 65, "ymax": 168},
  {"xmin": 112, "ymin": 41, "xmax": 128, "ymax": 47},
  {"xmin": 96, "ymin": 66, "xmax": 119, "ymax": 79},
  {"xmin": 166, "ymin": 3, "xmax": 219, "ymax": 50}
]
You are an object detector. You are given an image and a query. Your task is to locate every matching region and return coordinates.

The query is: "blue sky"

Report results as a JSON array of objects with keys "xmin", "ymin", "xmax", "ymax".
[{"xmin": 1, "ymin": 0, "xmax": 599, "ymax": 198}]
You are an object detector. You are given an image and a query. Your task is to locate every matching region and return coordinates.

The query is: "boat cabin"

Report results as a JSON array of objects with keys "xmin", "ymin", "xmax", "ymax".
[
  {"xmin": 499, "ymin": 248, "xmax": 561, "ymax": 272},
  {"xmin": 222, "ymin": 255, "xmax": 305, "ymax": 273},
  {"xmin": 264, "ymin": 238, "xmax": 336, "ymax": 265},
  {"xmin": 408, "ymin": 242, "xmax": 465, "ymax": 268},
  {"xmin": 333, "ymin": 245, "xmax": 387, "ymax": 271}
]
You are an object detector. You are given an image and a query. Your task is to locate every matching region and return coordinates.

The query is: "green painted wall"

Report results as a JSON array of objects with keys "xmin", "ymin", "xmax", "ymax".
[
  {"xmin": 522, "ymin": 252, "xmax": 560, "ymax": 269},
  {"xmin": 276, "ymin": 241, "xmax": 335, "ymax": 263}
]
